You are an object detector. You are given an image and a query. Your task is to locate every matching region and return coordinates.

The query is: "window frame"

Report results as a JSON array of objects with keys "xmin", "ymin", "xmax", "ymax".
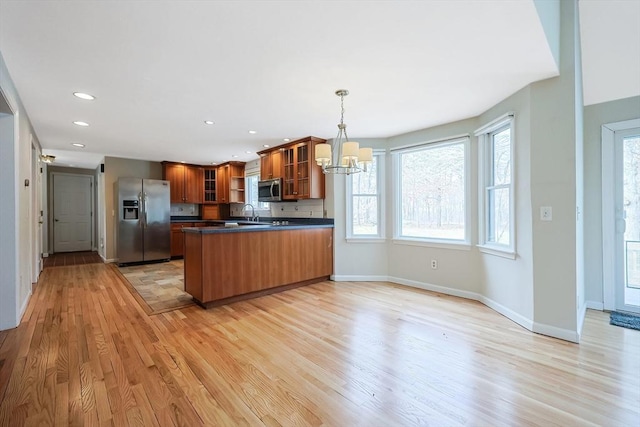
[
  {"xmin": 476, "ymin": 113, "xmax": 516, "ymax": 258},
  {"xmin": 244, "ymin": 173, "xmax": 271, "ymax": 215},
  {"xmin": 391, "ymin": 136, "xmax": 471, "ymax": 250},
  {"xmin": 345, "ymin": 150, "xmax": 385, "ymax": 242}
]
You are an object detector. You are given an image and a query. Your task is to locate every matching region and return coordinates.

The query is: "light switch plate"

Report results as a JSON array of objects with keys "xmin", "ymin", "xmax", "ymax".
[{"xmin": 540, "ymin": 206, "xmax": 552, "ymax": 221}]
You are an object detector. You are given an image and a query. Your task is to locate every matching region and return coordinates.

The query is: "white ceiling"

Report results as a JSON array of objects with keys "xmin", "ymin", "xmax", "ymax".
[{"xmin": 0, "ymin": 1, "xmax": 637, "ymax": 169}]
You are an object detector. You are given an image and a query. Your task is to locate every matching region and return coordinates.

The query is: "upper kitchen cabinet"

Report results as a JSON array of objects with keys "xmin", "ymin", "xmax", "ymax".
[
  {"xmin": 259, "ymin": 149, "xmax": 283, "ymax": 180},
  {"xmin": 162, "ymin": 162, "xmax": 203, "ymax": 203},
  {"xmin": 217, "ymin": 161, "xmax": 245, "ymax": 204},
  {"xmin": 203, "ymin": 167, "xmax": 217, "ymax": 204},
  {"xmin": 281, "ymin": 136, "xmax": 325, "ymax": 200}
]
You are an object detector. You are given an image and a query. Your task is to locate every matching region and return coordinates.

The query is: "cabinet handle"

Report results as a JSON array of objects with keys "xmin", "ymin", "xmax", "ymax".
[{"xmin": 328, "ymin": 235, "xmax": 332, "ymax": 247}]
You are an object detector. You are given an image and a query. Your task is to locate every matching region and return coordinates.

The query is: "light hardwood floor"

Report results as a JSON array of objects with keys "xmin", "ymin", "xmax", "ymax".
[{"xmin": 0, "ymin": 263, "xmax": 638, "ymax": 426}]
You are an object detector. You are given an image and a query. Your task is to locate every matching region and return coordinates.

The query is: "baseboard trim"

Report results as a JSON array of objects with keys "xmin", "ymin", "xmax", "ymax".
[
  {"xmin": 18, "ymin": 290, "xmax": 31, "ymax": 324},
  {"xmin": 387, "ymin": 276, "xmax": 480, "ymax": 301},
  {"xmin": 477, "ymin": 295, "xmax": 534, "ymax": 331},
  {"xmin": 331, "ymin": 275, "xmax": 390, "ymax": 282},
  {"xmin": 332, "ymin": 274, "xmax": 579, "ymax": 343},
  {"xmin": 532, "ymin": 322, "xmax": 579, "ymax": 343},
  {"xmin": 577, "ymin": 301, "xmax": 588, "ymax": 342},
  {"xmin": 99, "ymin": 253, "xmax": 116, "ymax": 263},
  {"xmin": 586, "ymin": 300, "xmax": 604, "ymax": 311},
  {"xmin": 387, "ymin": 276, "xmax": 582, "ymax": 342}
]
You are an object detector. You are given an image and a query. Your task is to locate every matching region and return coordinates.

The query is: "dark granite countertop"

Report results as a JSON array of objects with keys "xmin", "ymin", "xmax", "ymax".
[
  {"xmin": 182, "ymin": 220, "xmax": 333, "ymax": 234},
  {"xmin": 171, "ymin": 216, "xmax": 334, "ymax": 225}
]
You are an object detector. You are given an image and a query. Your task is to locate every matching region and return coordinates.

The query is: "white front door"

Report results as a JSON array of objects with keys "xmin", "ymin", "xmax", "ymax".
[
  {"xmin": 614, "ymin": 128, "xmax": 640, "ymax": 313},
  {"xmin": 53, "ymin": 174, "xmax": 93, "ymax": 253}
]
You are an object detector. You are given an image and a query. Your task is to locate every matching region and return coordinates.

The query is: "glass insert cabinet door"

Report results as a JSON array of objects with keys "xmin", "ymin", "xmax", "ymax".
[
  {"xmin": 283, "ymin": 146, "xmax": 295, "ymax": 197},
  {"xmin": 296, "ymin": 143, "xmax": 309, "ymax": 197},
  {"xmin": 282, "ymin": 141, "xmax": 311, "ymax": 198},
  {"xmin": 204, "ymin": 168, "xmax": 216, "ymax": 202}
]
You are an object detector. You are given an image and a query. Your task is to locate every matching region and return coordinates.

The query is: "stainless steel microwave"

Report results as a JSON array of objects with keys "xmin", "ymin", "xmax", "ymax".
[{"xmin": 258, "ymin": 178, "xmax": 282, "ymax": 202}]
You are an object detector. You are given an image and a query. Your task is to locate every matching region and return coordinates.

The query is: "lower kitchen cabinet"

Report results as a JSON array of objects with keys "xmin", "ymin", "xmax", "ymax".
[
  {"xmin": 170, "ymin": 222, "xmax": 193, "ymax": 258},
  {"xmin": 183, "ymin": 227, "xmax": 333, "ymax": 305}
]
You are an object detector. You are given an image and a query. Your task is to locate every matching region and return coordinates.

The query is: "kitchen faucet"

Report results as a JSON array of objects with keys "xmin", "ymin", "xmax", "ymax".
[{"xmin": 242, "ymin": 203, "xmax": 259, "ymax": 222}]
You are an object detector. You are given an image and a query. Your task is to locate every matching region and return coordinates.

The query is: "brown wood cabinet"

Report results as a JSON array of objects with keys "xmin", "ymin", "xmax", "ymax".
[
  {"xmin": 281, "ymin": 136, "xmax": 325, "ymax": 200},
  {"xmin": 203, "ymin": 168, "xmax": 217, "ymax": 203},
  {"xmin": 184, "ymin": 227, "xmax": 333, "ymax": 305},
  {"xmin": 170, "ymin": 222, "xmax": 193, "ymax": 258},
  {"xmin": 217, "ymin": 161, "xmax": 245, "ymax": 203},
  {"xmin": 259, "ymin": 149, "xmax": 283, "ymax": 180},
  {"xmin": 162, "ymin": 162, "xmax": 203, "ymax": 203}
]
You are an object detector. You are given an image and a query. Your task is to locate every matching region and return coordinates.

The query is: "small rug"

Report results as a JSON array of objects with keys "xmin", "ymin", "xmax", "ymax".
[
  {"xmin": 115, "ymin": 260, "xmax": 194, "ymax": 315},
  {"xmin": 44, "ymin": 251, "xmax": 103, "ymax": 267},
  {"xmin": 610, "ymin": 311, "xmax": 640, "ymax": 331}
]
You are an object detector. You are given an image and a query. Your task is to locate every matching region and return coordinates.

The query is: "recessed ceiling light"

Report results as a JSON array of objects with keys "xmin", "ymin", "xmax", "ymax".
[
  {"xmin": 204, "ymin": 120, "xmax": 214, "ymax": 125},
  {"xmin": 232, "ymin": 155, "xmax": 239, "ymax": 158},
  {"xmin": 73, "ymin": 121, "xmax": 89, "ymax": 127},
  {"xmin": 283, "ymin": 138, "xmax": 290, "ymax": 142},
  {"xmin": 73, "ymin": 92, "xmax": 95, "ymax": 100},
  {"xmin": 248, "ymin": 130, "xmax": 257, "ymax": 134},
  {"xmin": 71, "ymin": 143, "xmax": 85, "ymax": 148},
  {"xmin": 263, "ymin": 144, "xmax": 270, "ymax": 148},
  {"xmin": 210, "ymin": 162, "xmax": 217, "ymax": 165},
  {"xmin": 245, "ymin": 151, "xmax": 252, "ymax": 154}
]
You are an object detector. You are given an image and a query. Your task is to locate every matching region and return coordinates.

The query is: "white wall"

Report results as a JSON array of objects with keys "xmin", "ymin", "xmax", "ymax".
[
  {"xmin": 330, "ymin": 1, "xmax": 590, "ymax": 342},
  {"xmin": 528, "ymin": 0, "xmax": 580, "ymax": 340},
  {"xmin": 534, "ymin": 0, "xmax": 561, "ymax": 69},
  {"xmin": 0, "ymin": 51, "xmax": 42, "ymax": 330},
  {"xmin": 583, "ymin": 96, "xmax": 640, "ymax": 306},
  {"xmin": 385, "ymin": 120, "xmax": 481, "ymax": 295},
  {"xmin": 325, "ymin": 138, "xmax": 390, "ymax": 280},
  {"xmin": 477, "ymin": 86, "xmax": 535, "ymax": 325}
]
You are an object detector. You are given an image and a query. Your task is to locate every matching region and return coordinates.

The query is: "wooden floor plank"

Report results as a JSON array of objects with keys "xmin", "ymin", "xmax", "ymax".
[{"xmin": 0, "ymin": 263, "xmax": 638, "ymax": 426}]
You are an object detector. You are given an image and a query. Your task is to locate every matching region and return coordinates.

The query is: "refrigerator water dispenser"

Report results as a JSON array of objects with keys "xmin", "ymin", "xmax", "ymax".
[{"xmin": 123, "ymin": 200, "xmax": 139, "ymax": 220}]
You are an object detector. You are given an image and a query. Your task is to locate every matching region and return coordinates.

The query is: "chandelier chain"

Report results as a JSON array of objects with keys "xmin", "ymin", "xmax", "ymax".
[{"xmin": 338, "ymin": 91, "xmax": 349, "ymax": 141}]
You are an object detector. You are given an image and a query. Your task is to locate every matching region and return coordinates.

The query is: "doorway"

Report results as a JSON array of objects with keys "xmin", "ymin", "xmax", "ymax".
[
  {"xmin": 52, "ymin": 173, "xmax": 94, "ymax": 253},
  {"xmin": 603, "ymin": 119, "xmax": 640, "ymax": 314}
]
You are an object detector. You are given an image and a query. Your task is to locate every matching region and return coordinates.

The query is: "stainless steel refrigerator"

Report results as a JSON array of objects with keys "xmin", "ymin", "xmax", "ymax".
[{"xmin": 115, "ymin": 178, "xmax": 171, "ymax": 265}]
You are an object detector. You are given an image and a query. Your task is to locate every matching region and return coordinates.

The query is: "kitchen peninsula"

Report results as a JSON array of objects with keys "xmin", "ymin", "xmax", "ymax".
[{"xmin": 182, "ymin": 221, "xmax": 333, "ymax": 307}]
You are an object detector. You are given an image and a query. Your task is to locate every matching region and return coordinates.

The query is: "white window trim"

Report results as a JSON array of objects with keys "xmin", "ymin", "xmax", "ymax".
[
  {"xmin": 245, "ymin": 172, "xmax": 271, "ymax": 215},
  {"xmin": 391, "ymin": 136, "xmax": 471, "ymax": 247},
  {"xmin": 475, "ymin": 112, "xmax": 516, "ymax": 257},
  {"xmin": 346, "ymin": 150, "xmax": 385, "ymax": 241}
]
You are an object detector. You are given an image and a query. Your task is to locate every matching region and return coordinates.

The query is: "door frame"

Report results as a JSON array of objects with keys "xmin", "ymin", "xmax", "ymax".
[
  {"xmin": 50, "ymin": 172, "xmax": 95, "ymax": 253},
  {"xmin": 602, "ymin": 118, "xmax": 640, "ymax": 311}
]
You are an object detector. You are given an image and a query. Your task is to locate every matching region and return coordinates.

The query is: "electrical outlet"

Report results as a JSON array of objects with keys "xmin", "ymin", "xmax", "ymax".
[
  {"xmin": 540, "ymin": 206, "xmax": 552, "ymax": 221},
  {"xmin": 431, "ymin": 259, "xmax": 438, "ymax": 269}
]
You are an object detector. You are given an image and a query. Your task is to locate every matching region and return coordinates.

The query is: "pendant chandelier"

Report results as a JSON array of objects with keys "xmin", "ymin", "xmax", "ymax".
[{"xmin": 315, "ymin": 89, "xmax": 372, "ymax": 175}]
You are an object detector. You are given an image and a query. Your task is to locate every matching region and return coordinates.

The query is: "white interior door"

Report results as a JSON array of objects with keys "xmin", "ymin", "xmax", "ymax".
[
  {"xmin": 615, "ymin": 127, "xmax": 640, "ymax": 313},
  {"xmin": 53, "ymin": 174, "xmax": 93, "ymax": 253}
]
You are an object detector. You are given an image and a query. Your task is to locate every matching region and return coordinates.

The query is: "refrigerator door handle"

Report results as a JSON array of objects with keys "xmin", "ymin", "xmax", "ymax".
[
  {"xmin": 143, "ymin": 192, "xmax": 149, "ymax": 228},
  {"xmin": 138, "ymin": 192, "xmax": 145, "ymax": 228}
]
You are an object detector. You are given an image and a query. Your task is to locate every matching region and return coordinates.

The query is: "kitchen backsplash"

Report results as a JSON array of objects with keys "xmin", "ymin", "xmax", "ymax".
[
  {"xmin": 170, "ymin": 203, "xmax": 200, "ymax": 216},
  {"xmin": 229, "ymin": 199, "xmax": 325, "ymax": 219},
  {"xmin": 270, "ymin": 199, "xmax": 325, "ymax": 218}
]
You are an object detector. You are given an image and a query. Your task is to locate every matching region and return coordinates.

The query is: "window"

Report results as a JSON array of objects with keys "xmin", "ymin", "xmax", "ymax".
[
  {"xmin": 245, "ymin": 174, "xmax": 270, "ymax": 212},
  {"xmin": 393, "ymin": 137, "xmax": 469, "ymax": 246},
  {"xmin": 477, "ymin": 114, "xmax": 515, "ymax": 256},
  {"xmin": 346, "ymin": 152, "xmax": 384, "ymax": 240}
]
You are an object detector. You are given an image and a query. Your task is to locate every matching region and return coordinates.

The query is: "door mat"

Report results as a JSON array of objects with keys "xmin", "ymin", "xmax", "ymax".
[
  {"xmin": 44, "ymin": 251, "xmax": 103, "ymax": 267},
  {"xmin": 610, "ymin": 311, "xmax": 640, "ymax": 331},
  {"xmin": 113, "ymin": 260, "xmax": 194, "ymax": 315}
]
